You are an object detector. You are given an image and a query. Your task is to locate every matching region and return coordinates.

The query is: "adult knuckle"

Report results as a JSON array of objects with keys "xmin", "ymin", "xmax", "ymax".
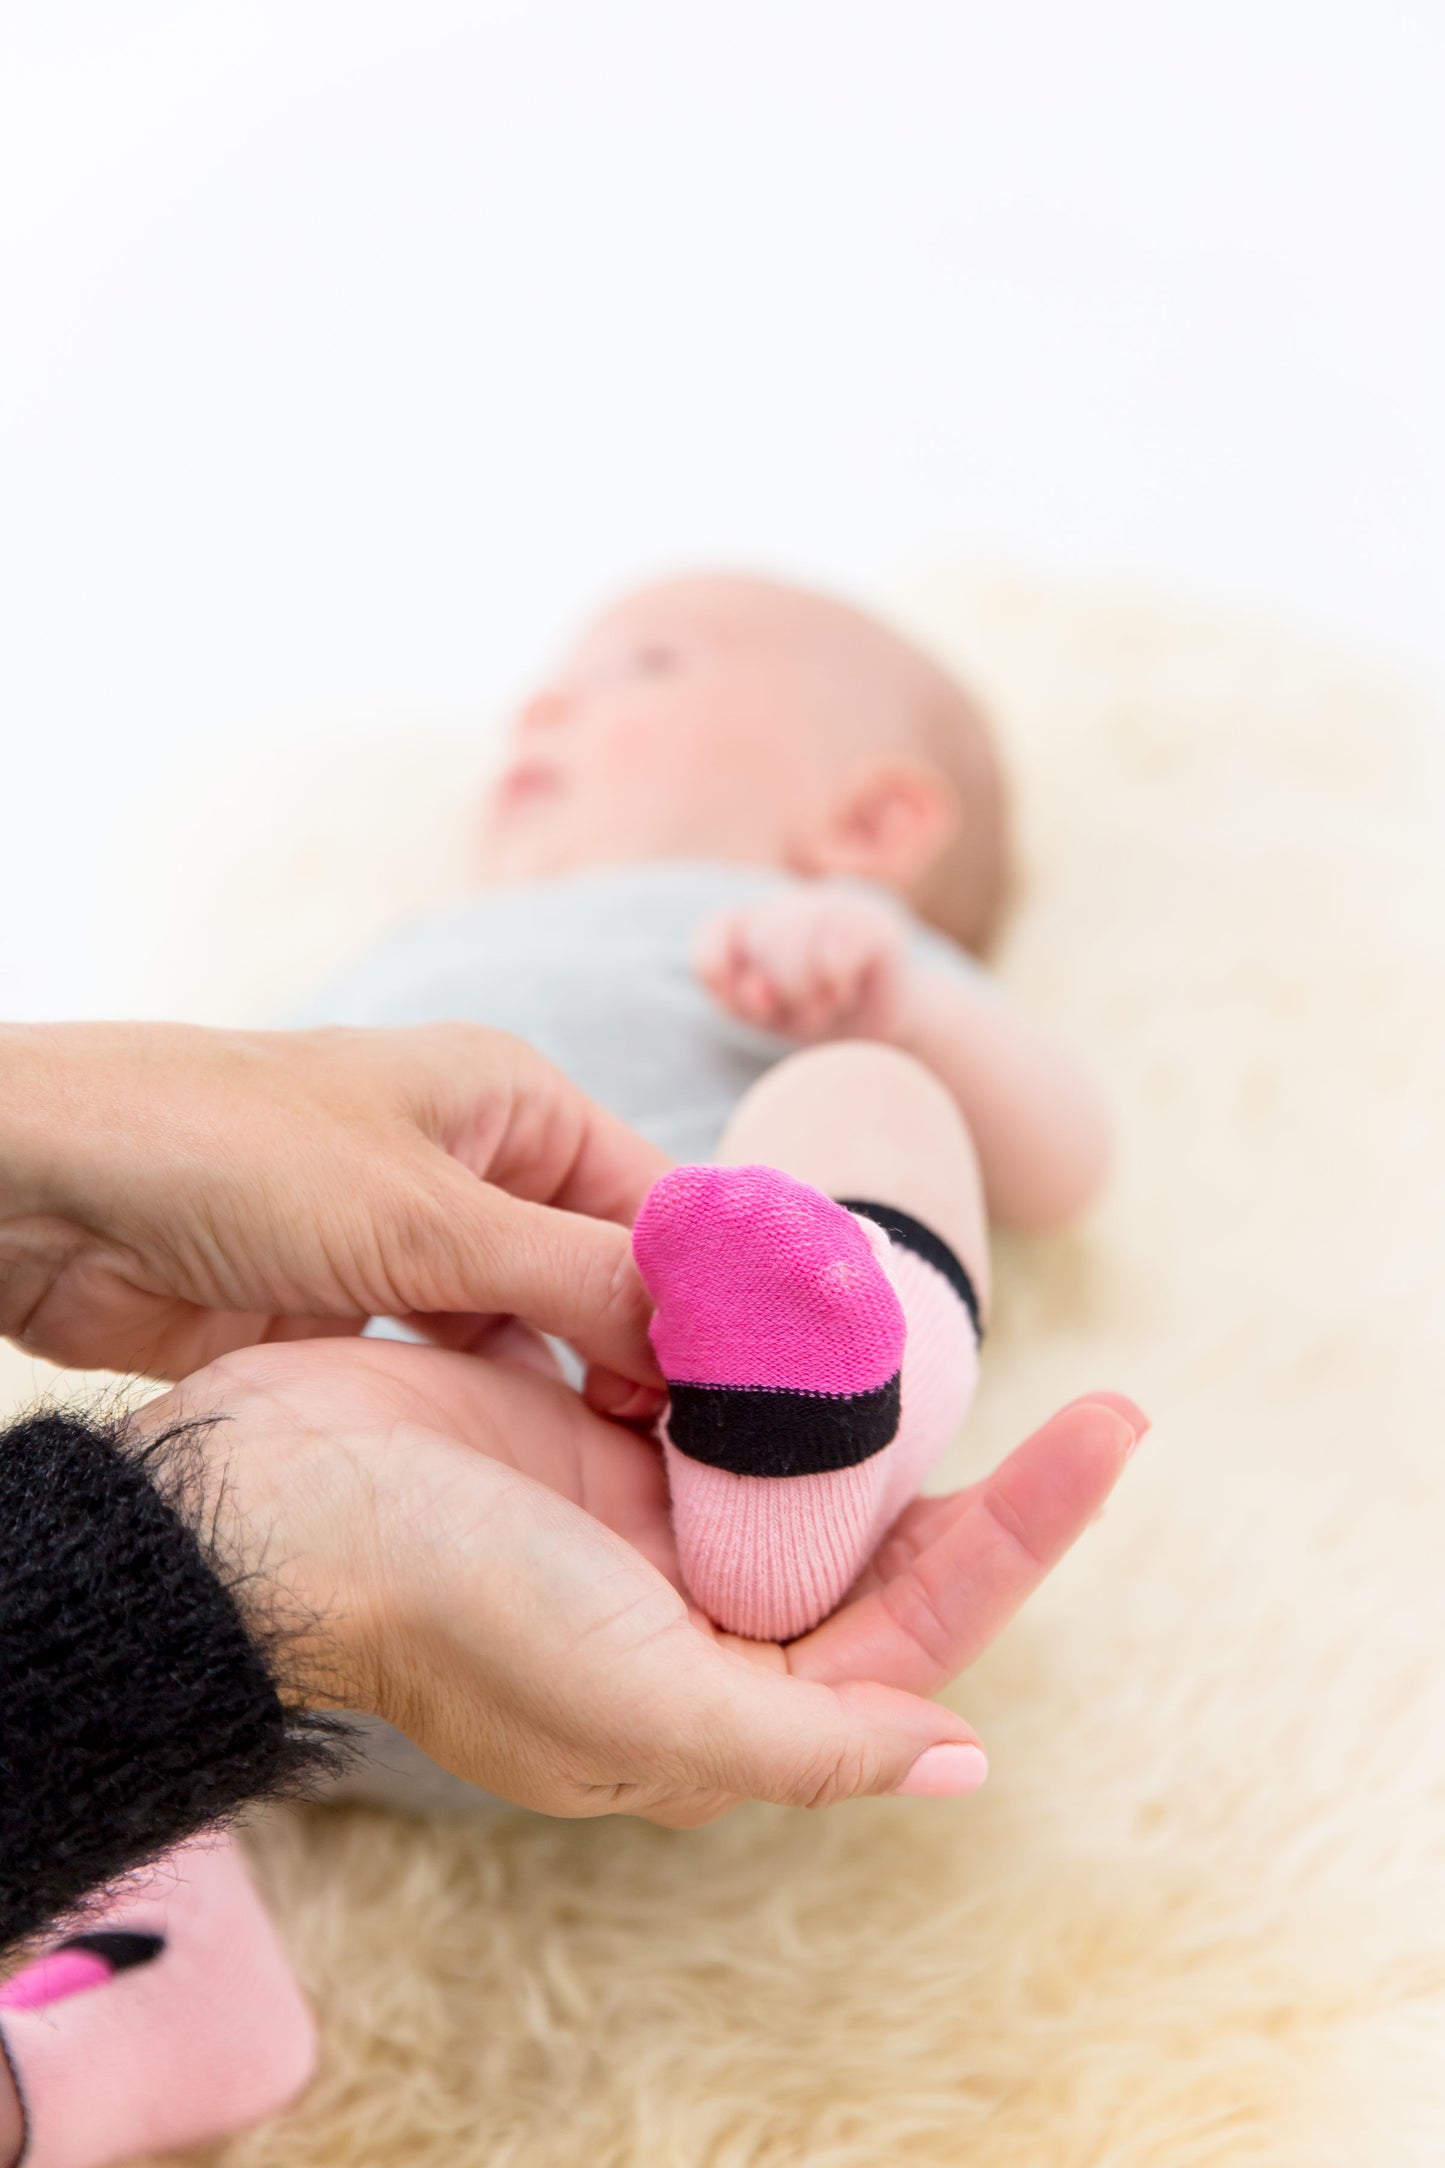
[
  {"xmin": 370, "ymin": 1165, "xmax": 487, "ymax": 1308},
  {"xmin": 785, "ymin": 1737, "xmax": 872, "ymax": 1811},
  {"xmin": 982, "ymin": 1480, "xmax": 1051, "ymax": 1572},
  {"xmin": 878, "ymin": 1573, "xmax": 957, "ymax": 1676},
  {"xmin": 570, "ymin": 1222, "xmax": 642, "ymax": 1340}
]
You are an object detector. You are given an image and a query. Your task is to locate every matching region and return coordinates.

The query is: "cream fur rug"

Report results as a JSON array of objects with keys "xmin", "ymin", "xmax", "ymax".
[{"xmin": 4, "ymin": 574, "xmax": 1443, "ymax": 2166}]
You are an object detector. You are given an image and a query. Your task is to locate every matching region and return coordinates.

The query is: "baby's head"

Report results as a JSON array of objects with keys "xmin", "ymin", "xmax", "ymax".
[{"xmin": 478, "ymin": 573, "xmax": 1010, "ymax": 952}]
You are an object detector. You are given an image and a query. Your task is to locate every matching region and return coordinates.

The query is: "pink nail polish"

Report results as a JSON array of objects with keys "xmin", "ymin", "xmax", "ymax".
[
  {"xmin": 894, "ymin": 1743, "xmax": 989, "ymax": 1798},
  {"xmin": 1077, "ymin": 1393, "xmax": 1150, "ymax": 1455}
]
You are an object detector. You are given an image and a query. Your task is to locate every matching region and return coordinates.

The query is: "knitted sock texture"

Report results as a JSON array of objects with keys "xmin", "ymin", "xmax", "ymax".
[{"xmin": 634, "ymin": 1166, "xmax": 981, "ymax": 1641}]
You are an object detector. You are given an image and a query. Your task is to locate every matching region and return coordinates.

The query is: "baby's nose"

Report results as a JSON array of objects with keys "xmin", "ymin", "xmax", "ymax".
[{"xmin": 517, "ymin": 687, "xmax": 572, "ymax": 734}]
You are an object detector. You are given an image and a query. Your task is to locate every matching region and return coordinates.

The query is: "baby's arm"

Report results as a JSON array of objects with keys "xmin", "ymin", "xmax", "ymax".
[{"xmin": 693, "ymin": 882, "xmax": 1111, "ymax": 1234}]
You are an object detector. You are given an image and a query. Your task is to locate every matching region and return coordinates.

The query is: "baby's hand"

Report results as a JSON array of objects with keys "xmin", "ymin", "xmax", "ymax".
[{"xmin": 693, "ymin": 883, "xmax": 912, "ymax": 1042}]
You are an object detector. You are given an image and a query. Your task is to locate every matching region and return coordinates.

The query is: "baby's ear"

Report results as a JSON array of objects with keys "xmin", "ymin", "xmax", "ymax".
[{"xmin": 802, "ymin": 758, "xmax": 960, "ymax": 889}]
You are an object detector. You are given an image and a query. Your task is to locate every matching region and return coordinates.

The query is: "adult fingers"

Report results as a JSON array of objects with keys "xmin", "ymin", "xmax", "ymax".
[
  {"xmin": 582, "ymin": 1362, "xmax": 669, "ymax": 1424},
  {"xmin": 398, "ymin": 1163, "xmax": 662, "ymax": 1384},
  {"xmin": 691, "ymin": 912, "xmax": 738, "ymax": 990},
  {"xmin": 609, "ymin": 1638, "xmax": 989, "ymax": 1817},
  {"xmin": 14, "ymin": 1283, "xmax": 365, "ymax": 1383},
  {"xmin": 396, "ymin": 1314, "xmax": 571, "ymax": 1379},
  {"xmin": 394, "ymin": 1435, "xmax": 986, "ymax": 1812},
  {"xmin": 417, "ymin": 1028, "xmax": 670, "ymax": 1231},
  {"xmin": 789, "ymin": 1394, "xmax": 1148, "ymax": 1698},
  {"xmin": 519, "ymin": 1087, "xmax": 671, "ymax": 1232},
  {"xmin": 370, "ymin": 1441, "xmax": 986, "ymax": 1817}
]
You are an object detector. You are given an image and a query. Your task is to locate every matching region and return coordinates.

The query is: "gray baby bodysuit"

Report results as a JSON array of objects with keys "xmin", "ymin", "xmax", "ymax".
[
  {"xmin": 291, "ymin": 856, "xmax": 983, "ymax": 1812},
  {"xmin": 291, "ymin": 858, "xmax": 980, "ymax": 1163}
]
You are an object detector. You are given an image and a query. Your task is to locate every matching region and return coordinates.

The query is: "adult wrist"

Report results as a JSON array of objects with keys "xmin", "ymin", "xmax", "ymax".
[
  {"xmin": 134, "ymin": 1366, "xmax": 400, "ymax": 1728},
  {"xmin": 0, "ymin": 1399, "xmax": 348, "ymax": 1954}
]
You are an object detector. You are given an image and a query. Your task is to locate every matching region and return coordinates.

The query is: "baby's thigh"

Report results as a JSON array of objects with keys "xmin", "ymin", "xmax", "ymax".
[{"xmin": 714, "ymin": 1041, "xmax": 991, "ymax": 1317}]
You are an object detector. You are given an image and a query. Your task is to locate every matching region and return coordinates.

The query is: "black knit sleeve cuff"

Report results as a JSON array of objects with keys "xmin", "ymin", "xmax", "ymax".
[{"xmin": 0, "ymin": 1406, "xmax": 348, "ymax": 1953}]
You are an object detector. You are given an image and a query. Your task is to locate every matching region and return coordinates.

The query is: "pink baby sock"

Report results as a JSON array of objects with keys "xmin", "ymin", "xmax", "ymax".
[
  {"xmin": 633, "ymin": 1165, "xmax": 982, "ymax": 1641},
  {"xmin": 0, "ymin": 1831, "xmax": 316, "ymax": 2168}
]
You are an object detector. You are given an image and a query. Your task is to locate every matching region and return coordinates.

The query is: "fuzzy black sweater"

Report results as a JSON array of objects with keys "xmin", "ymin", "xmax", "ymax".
[{"xmin": 0, "ymin": 1408, "xmax": 343, "ymax": 1953}]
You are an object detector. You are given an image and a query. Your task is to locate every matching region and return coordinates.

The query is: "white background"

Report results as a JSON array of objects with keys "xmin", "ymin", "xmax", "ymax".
[{"xmin": 1, "ymin": 1, "xmax": 1441, "ymax": 1018}]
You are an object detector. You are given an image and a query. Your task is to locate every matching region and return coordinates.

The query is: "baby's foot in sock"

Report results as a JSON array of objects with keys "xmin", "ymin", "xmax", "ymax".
[
  {"xmin": 837, "ymin": 1198, "xmax": 983, "ymax": 1535},
  {"xmin": 0, "ymin": 1832, "xmax": 315, "ymax": 2168},
  {"xmin": 633, "ymin": 1165, "xmax": 982, "ymax": 1641}
]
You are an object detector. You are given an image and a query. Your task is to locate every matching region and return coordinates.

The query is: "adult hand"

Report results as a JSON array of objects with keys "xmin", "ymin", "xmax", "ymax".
[
  {"xmin": 0, "ymin": 1022, "xmax": 668, "ymax": 1390},
  {"xmin": 145, "ymin": 1336, "xmax": 1146, "ymax": 1823}
]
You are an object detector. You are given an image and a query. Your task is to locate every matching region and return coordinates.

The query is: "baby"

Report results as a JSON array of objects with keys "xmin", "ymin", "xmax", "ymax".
[
  {"xmin": 0, "ymin": 574, "xmax": 1112, "ymax": 2166},
  {"xmin": 312, "ymin": 572, "xmax": 1105, "ymax": 1633}
]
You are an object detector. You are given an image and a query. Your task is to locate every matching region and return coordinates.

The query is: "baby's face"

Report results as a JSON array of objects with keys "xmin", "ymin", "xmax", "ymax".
[{"xmin": 477, "ymin": 577, "xmax": 902, "ymax": 884}]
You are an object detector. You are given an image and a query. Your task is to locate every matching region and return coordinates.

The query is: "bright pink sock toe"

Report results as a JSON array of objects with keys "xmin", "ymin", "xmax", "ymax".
[
  {"xmin": 633, "ymin": 1166, "xmax": 984, "ymax": 1643},
  {"xmin": 634, "ymin": 1166, "xmax": 907, "ymax": 1639},
  {"xmin": 634, "ymin": 1163, "xmax": 905, "ymax": 1395}
]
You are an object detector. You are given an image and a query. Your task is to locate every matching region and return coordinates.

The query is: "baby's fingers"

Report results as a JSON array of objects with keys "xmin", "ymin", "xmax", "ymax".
[
  {"xmin": 746, "ymin": 901, "xmax": 824, "ymax": 1006},
  {"xmin": 815, "ymin": 915, "xmax": 882, "ymax": 1002},
  {"xmin": 733, "ymin": 962, "xmax": 785, "ymax": 1029},
  {"xmin": 691, "ymin": 910, "xmax": 743, "ymax": 990},
  {"xmin": 694, "ymin": 913, "xmax": 784, "ymax": 1028}
]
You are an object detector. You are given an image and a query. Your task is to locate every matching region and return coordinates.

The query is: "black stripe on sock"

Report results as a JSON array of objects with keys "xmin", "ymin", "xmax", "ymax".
[
  {"xmin": 836, "ymin": 1198, "xmax": 984, "ymax": 1344},
  {"xmin": 57, "ymin": 1931, "xmax": 165, "ymax": 1975},
  {"xmin": 666, "ymin": 1373, "xmax": 902, "ymax": 1477}
]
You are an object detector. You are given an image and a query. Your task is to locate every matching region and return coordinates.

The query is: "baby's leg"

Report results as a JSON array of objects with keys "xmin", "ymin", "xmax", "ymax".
[
  {"xmin": 0, "ymin": 1831, "xmax": 314, "ymax": 2168},
  {"xmin": 634, "ymin": 1043, "xmax": 989, "ymax": 1641},
  {"xmin": 721, "ymin": 1040, "xmax": 990, "ymax": 1529}
]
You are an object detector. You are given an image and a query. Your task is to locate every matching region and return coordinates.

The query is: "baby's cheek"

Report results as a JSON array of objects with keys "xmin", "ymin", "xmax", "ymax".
[{"xmin": 599, "ymin": 711, "xmax": 685, "ymax": 784}]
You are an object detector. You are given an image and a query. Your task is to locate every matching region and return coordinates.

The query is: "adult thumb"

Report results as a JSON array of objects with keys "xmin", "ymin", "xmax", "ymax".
[
  {"xmin": 671, "ymin": 1662, "xmax": 989, "ymax": 1812},
  {"xmin": 400, "ymin": 1164, "xmax": 659, "ymax": 1385}
]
